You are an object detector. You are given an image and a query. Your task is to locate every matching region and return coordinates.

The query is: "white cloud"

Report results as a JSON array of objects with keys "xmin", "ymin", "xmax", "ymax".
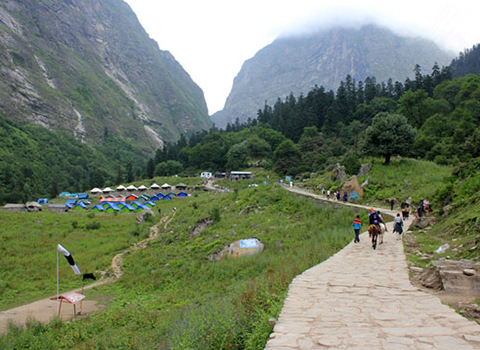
[{"xmin": 124, "ymin": 0, "xmax": 480, "ymax": 114}]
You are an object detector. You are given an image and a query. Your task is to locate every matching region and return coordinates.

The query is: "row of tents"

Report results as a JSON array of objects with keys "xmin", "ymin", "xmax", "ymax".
[{"xmin": 90, "ymin": 183, "xmax": 187, "ymax": 194}]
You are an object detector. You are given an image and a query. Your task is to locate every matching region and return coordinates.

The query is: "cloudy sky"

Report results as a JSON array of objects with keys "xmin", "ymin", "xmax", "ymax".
[{"xmin": 124, "ymin": 0, "xmax": 479, "ymax": 115}]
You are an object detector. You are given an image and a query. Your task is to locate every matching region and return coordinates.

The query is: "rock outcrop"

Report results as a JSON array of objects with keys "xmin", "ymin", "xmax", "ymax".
[
  {"xmin": 0, "ymin": 0, "xmax": 211, "ymax": 152},
  {"xmin": 211, "ymin": 25, "xmax": 452, "ymax": 128}
]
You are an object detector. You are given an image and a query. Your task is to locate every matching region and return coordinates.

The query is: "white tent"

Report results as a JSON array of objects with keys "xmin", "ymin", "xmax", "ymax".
[
  {"xmin": 150, "ymin": 183, "xmax": 160, "ymax": 189},
  {"xmin": 138, "ymin": 185, "xmax": 148, "ymax": 191},
  {"xmin": 161, "ymin": 183, "xmax": 171, "ymax": 189},
  {"xmin": 90, "ymin": 188, "xmax": 103, "ymax": 194},
  {"xmin": 126, "ymin": 185, "xmax": 138, "ymax": 191},
  {"xmin": 103, "ymin": 187, "xmax": 113, "ymax": 193},
  {"xmin": 116, "ymin": 185, "xmax": 126, "ymax": 191}
]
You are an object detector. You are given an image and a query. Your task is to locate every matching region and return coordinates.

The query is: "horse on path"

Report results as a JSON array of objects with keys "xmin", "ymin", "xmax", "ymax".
[{"xmin": 368, "ymin": 223, "xmax": 386, "ymax": 250}]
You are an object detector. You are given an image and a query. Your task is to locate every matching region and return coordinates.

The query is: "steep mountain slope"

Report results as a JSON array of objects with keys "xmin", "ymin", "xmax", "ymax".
[
  {"xmin": 0, "ymin": 0, "xmax": 211, "ymax": 153},
  {"xmin": 212, "ymin": 24, "xmax": 453, "ymax": 128}
]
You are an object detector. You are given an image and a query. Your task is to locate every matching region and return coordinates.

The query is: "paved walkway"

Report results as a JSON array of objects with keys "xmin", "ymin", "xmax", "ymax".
[{"xmin": 266, "ymin": 187, "xmax": 480, "ymax": 349}]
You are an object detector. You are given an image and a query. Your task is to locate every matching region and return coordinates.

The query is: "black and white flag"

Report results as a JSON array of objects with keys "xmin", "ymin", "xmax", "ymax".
[{"xmin": 57, "ymin": 244, "xmax": 81, "ymax": 275}]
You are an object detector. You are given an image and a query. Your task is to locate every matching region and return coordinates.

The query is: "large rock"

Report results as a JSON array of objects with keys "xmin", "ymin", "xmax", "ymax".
[
  {"xmin": 207, "ymin": 238, "xmax": 264, "ymax": 261},
  {"xmin": 341, "ymin": 176, "xmax": 364, "ymax": 198},
  {"xmin": 358, "ymin": 163, "xmax": 372, "ymax": 176},
  {"xmin": 331, "ymin": 163, "xmax": 346, "ymax": 182}
]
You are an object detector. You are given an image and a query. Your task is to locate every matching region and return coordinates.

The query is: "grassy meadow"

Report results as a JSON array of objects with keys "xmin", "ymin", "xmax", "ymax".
[
  {"xmin": 0, "ymin": 181, "xmax": 367, "ymax": 349},
  {"xmin": 0, "ymin": 210, "xmax": 152, "ymax": 310}
]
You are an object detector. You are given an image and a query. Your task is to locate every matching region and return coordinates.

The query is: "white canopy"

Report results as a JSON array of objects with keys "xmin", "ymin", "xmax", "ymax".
[
  {"xmin": 150, "ymin": 183, "xmax": 160, "ymax": 189},
  {"xmin": 90, "ymin": 188, "xmax": 103, "ymax": 193},
  {"xmin": 126, "ymin": 185, "xmax": 138, "ymax": 191},
  {"xmin": 161, "ymin": 183, "xmax": 171, "ymax": 189},
  {"xmin": 103, "ymin": 187, "xmax": 113, "ymax": 193},
  {"xmin": 116, "ymin": 185, "xmax": 126, "ymax": 191},
  {"xmin": 138, "ymin": 185, "xmax": 148, "ymax": 190}
]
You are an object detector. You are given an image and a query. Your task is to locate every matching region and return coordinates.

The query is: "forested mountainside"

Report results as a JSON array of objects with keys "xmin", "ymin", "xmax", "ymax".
[
  {"xmin": 211, "ymin": 24, "xmax": 452, "ymax": 128},
  {"xmin": 0, "ymin": 0, "xmax": 211, "ymax": 152},
  {"xmin": 450, "ymin": 44, "xmax": 480, "ymax": 77}
]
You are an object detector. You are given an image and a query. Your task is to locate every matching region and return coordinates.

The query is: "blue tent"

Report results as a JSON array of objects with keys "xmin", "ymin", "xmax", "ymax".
[
  {"xmin": 131, "ymin": 201, "xmax": 143, "ymax": 208},
  {"xmin": 75, "ymin": 202, "xmax": 88, "ymax": 209},
  {"xmin": 78, "ymin": 193, "xmax": 89, "ymax": 200},
  {"xmin": 59, "ymin": 192, "xmax": 70, "ymax": 197},
  {"xmin": 65, "ymin": 199, "xmax": 77, "ymax": 207},
  {"xmin": 163, "ymin": 195, "xmax": 172, "ymax": 201},
  {"xmin": 178, "ymin": 192, "xmax": 188, "ymax": 198},
  {"xmin": 155, "ymin": 193, "xmax": 164, "ymax": 198},
  {"xmin": 91, "ymin": 205, "xmax": 105, "ymax": 212},
  {"xmin": 146, "ymin": 201, "xmax": 156, "ymax": 207},
  {"xmin": 38, "ymin": 198, "xmax": 49, "ymax": 204}
]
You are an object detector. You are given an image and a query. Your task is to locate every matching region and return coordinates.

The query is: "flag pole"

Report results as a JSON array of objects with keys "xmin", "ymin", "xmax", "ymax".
[{"xmin": 57, "ymin": 249, "xmax": 60, "ymax": 315}]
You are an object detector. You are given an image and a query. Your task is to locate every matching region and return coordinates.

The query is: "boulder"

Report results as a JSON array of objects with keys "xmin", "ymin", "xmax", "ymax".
[
  {"xmin": 358, "ymin": 163, "xmax": 372, "ymax": 176},
  {"xmin": 331, "ymin": 163, "xmax": 346, "ymax": 182},
  {"xmin": 341, "ymin": 176, "xmax": 364, "ymax": 198},
  {"xmin": 361, "ymin": 176, "xmax": 369, "ymax": 188},
  {"xmin": 207, "ymin": 238, "xmax": 264, "ymax": 261}
]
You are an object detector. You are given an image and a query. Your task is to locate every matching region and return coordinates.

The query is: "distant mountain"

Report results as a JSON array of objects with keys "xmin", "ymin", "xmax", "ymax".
[
  {"xmin": 212, "ymin": 24, "xmax": 453, "ymax": 128},
  {"xmin": 0, "ymin": 0, "xmax": 211, "ymax": 153}
]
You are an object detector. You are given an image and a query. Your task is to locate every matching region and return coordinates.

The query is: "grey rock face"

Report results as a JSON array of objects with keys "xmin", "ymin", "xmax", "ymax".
[
  {"xmin": 212, "ymin": 25, "xmax": 452, "ymax": 128},
  {"xmin": 0, "ymin": 0, "xmax": 211, "ymax": 152}
]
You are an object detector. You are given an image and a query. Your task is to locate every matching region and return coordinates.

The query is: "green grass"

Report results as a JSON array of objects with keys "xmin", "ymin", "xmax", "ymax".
[
  {"xmin": 0, "ymin": 211, "xmax": 152, "ymax": 310},
  {"xmin": 0, "ymin": 184, "xmax": 368, "ymax": 349}
]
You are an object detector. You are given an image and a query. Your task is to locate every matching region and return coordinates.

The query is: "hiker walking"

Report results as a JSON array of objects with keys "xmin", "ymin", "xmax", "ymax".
[
  {"xmin": 393, "ymin": 213, "xmax": 404, "ymax": 240},
  {"xmin": 352, "ymin": 215, "xmax": 362, "ymax": 243},
  {"xmin": 390, "ymin": 198, "xmax": 395, "ymax": 210},
  {"xmin": 326, "ymin": 190, "xmax": 330, "ymax": 200}
]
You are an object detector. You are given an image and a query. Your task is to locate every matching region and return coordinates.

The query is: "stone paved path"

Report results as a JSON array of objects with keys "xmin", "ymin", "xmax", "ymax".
[{"xmin": 265, "ymin": 187, "xmax": 480, "ymax": 349}]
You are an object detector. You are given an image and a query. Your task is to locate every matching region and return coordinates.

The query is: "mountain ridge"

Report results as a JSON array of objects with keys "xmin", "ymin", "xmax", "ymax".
[
  {"xmin": 212, "ymin": 24, "xmax": 453, "ymax": 128},
  {"xmin": 0, "ymin": 0, "xmax": 212, "ymax": 153}
]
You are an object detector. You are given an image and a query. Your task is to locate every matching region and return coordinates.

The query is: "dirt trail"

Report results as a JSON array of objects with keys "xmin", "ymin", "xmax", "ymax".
[{"xmin": 0, "ymin": 212, "xmax": 174, "ymax": 335}]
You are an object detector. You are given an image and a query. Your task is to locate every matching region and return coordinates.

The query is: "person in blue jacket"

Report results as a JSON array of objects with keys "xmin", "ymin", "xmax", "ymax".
[{"xmin": 352, "ymin": 215, "xmax": 362, "ymax": 243}]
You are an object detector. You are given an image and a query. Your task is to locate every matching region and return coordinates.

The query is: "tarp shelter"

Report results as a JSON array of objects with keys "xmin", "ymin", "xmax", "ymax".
[
  {"xmin": 103, "ymin": 187, "xmax": 114, "ymax": 193},
  {"xmin": 38, "ymin": 198, "xmax": 49, "ymax": 204},
  {"xmin": 126, "ymin": 185, "xmax": 137, "ymax": 191},
  {"xmin": 90, "ymin": 188, "xmax": 102, "ymax": 194},
  {"xmin": 59, "ymin": 192, "xmax": 70, "ymax": 197},
  {"xmin": 69, "ymin": 193, "xmax": 79, "ymax": 198},
  {"xmin": 50, "ymin": 291, "xmax": 85, "ymax": 319},
  {"xmin": 91, "ymin": 205, "xmax": 104, "ymax": 212},
  {"xmin": 138, "ymin": 185, "xmax": 148, "ymax": 191},
  {"xmin": 175, "ymin": 183, "xmax": 187, "ymax": 190},
  {"xmin": 65, "ymin": 199, "xmax": 77, "ymax": 207}
]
